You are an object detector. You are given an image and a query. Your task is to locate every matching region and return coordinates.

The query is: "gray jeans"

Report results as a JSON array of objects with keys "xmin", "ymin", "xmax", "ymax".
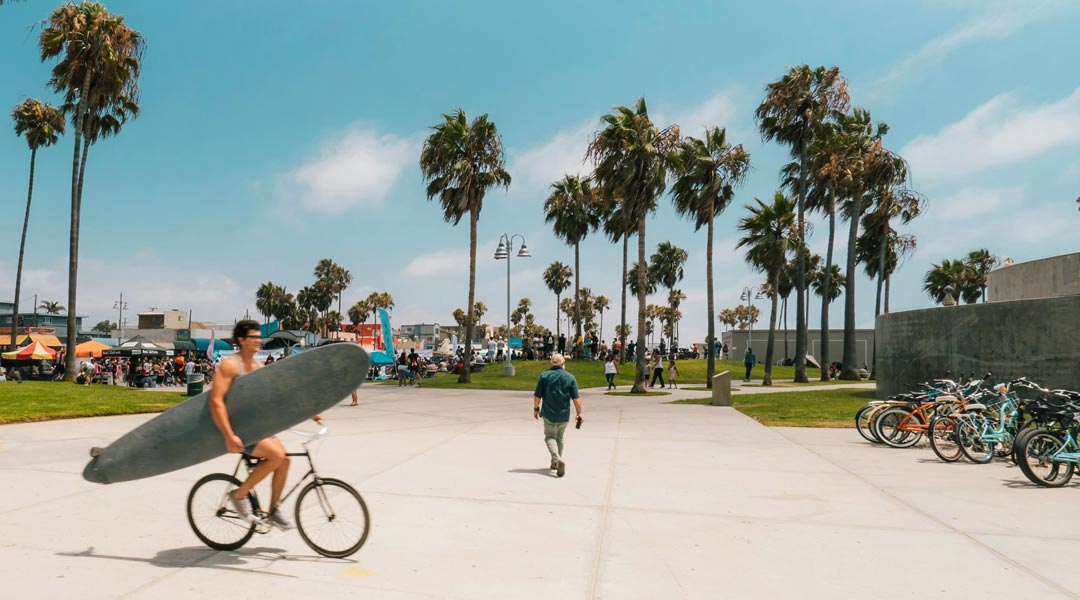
[{"xmin": 543, "ymin": 417, "xmax": 568, "ymax": 463}]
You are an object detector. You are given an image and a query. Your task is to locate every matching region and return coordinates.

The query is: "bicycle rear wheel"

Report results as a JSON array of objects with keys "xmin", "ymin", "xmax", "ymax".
[
  {"xmin": 873, "ymin": 407, "xmax": 922, "ymax": 448},
  {"xmin": 929, "ymin": 415, "xmax": 962, "ymax": 462},
  {"xmin": 187, "ymin": 473, "xmax": 257, "ymax": 551},
  {"xmin": 295, "ymin": 478, "xmax": 370, "ymax": 558},
  {"xmin": 855, "ymin": 404, "xmax": 881, "ymax": 444}
]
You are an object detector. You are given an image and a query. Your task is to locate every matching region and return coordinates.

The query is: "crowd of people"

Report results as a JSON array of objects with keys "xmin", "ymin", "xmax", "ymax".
[{"xmin": 72, "ymin": 355, "xmax": 218, "ymax": 387}]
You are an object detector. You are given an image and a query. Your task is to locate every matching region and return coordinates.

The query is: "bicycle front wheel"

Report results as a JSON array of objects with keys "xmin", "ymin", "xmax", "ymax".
[
  {"xmin": 187, "ymin": 473, "xmax": 257, "ymax": 551},
  {"xmin": 957, "ymin": 419, "xmax": 995, "ymax": 464},
  {"xmin": 929, "ymin": 415, "xmax": 962, "ymax": 462},
  {"xmin": 1017, "ymin": 430, "xmax": 1074, "ymax": 487},
  {"xmin": 295, "ymin": 478, "xmax": 370, "ymax": 558}
]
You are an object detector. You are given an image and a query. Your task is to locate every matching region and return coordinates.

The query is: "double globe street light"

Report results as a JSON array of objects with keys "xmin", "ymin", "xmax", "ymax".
[
  {"xmin": 740, "ymin": 286, "xmax": 764, "ymax": 355},
  {"xmin": 494, "ymin": 234, "xmax": 531, "ymax": 376}
]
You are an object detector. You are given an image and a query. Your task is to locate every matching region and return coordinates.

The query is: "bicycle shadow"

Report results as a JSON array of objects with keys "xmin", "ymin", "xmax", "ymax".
[
  {"xmin": 508, "ymin": 468, "xmax": 556, "ymax": 477},
  {"xmin": 56, "ymin": 545, "xmax": 354, "ymax": 574}
]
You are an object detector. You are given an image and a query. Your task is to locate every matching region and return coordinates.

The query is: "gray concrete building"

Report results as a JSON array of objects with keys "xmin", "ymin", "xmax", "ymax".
[{"xmin": 721, "ymin": 328, "xmax": 875, "ymax": 368}]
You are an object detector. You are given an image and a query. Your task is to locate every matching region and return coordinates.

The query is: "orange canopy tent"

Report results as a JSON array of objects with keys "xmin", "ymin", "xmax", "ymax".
[
  {"xmin": 1, "ymin": 341, "xmax": 57, "ymax": 360},
  {"xmin": 75, "ymin": 340, "xmax": 111, "ymax": 358}
]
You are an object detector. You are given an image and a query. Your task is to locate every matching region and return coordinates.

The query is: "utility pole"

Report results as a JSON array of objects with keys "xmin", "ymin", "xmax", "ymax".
[{"xmin": 114, "ymin": 293, "xmax": 128, "ymax": 341}]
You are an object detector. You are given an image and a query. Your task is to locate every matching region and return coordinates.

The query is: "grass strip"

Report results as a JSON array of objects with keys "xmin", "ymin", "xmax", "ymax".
[
  {"xmin": 668, "ymin": 388, "xmax": 876, "ymax": 428},
  {"xmin": 0, "ymin": 381, "xmax": 187, "ymax": 424}
]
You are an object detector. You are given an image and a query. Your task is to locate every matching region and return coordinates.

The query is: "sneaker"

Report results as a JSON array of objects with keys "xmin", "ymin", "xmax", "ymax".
[
  {"xmin": 230, "ymin": 491, "xmax": 258, "ymax": 523},
  {"xmin": 556, "ymin": 460, "xmax": 566, "ymax": 478},
  {"xmin": 550, "ymin": 460, "xmax": 558, "ymax": 470},
  {"xmin": 267, "ymin": 508, "xmax": 294, "ymax": 530}
]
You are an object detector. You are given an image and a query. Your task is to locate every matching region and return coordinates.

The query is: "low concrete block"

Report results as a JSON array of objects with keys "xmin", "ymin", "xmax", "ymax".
[{"xmin": 711, "ymin": 371, "xmax": 731, "ymax": 406}]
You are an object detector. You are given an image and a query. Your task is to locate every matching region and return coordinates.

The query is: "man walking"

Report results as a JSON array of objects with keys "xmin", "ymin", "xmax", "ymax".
[
  {"xmin": 744, "ymin": 346, "xmax": 756, "ymax": 382},
  {"xmin": 533, "ymin": 353, "xmax": 581, "ymax": 478}
]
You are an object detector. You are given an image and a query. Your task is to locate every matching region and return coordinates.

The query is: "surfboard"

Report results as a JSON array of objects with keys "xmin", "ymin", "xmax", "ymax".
[{"xmin": 83, "ymin": 343, "xmax": 370, "ymax": 484}]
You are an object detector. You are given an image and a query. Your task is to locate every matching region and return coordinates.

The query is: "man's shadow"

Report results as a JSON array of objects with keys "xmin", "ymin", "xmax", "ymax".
[
  {"xmin": 57, "ymin": 545, "xmax": 355, "ymax": 575},
  {"xmin": 508, "ymin": 468, "xmax": 555, "ymax": 477}
]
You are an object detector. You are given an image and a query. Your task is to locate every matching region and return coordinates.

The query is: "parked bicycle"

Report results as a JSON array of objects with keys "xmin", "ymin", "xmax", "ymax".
[{"xmin": 186, "ymin": 426, "xmax": 370, "ymax": 558}]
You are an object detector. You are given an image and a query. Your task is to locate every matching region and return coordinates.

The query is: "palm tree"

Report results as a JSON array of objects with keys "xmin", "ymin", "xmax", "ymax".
[
  {"xmin": 924, "ymin": 259, "xmax": 978, "ymax": 304},
  {"xmin": 9, "ymin": 99, "xmax": 65, "ymax": 351},
  {"xmin": 672, "ymin": 126, "xmax": 750, "ymax": 386},
  {"xmin": 838, "ymin": 110, "xmax": 891, "ymax": 380},
  {"xmin": 587, "ymin": 97, "xmax": 681, "ymax": 393},
  {"xmin": 255, "ymin": 282, "xmax": 276, "ymax": 324},
  {"xmin": 860, "ymin": 187, "xmax": 923, "ymax": 318},
  {"xmin": 420, "ymin": 109, "xmax": 511, "ymax": 383},
  {"xmin": 348, "ymin": 300, "xmax": 370, "ymax": 342},
  {"xmin": 810, "ymin": 263, "xmax": 845, "ymax": 314},
  {"xmin": 756, "ymin": 65, "xmax": 850, "ymax": 384},
  {"xmin": 542, "ymin": 261, "xmax": 573, "ymax": 338},
  {"xmin": 544, "ymin": 174, "xmax": 602, "ymax": 343},
  {"xmin": 39, "ymin": 300, "xmax": 65, "ymax": 315},
  {"xmin": 736, "ymin": 193, "xmax": 797, "ymax": 386},
  {"xmin": 40, "ymin": 2, "xmax": 144, "ymax": 379},
  {"xmin": 626, "ymin": 262, "xmax": 657, "ymax": 298},
  {"xmin": 648, "ymin": 241, "xmax": 688, "ymax": 352},
  {"xmin": 594, "ymin": 295, "xmax": 609, "ymax": 347},
  {"xmin": 315, "ymin": 258, "xmax": 352, "ymax": 315},
  {"xmin": 599, "ymin": 195, "xmax": 635, "ymax": 361},
  {"xmin": 718, "ymin": 308, "xmax": 738, "ymax": 332},
  {"xmin": 965, "ymin": 248, "xmax": 999, "ymax": 302}
]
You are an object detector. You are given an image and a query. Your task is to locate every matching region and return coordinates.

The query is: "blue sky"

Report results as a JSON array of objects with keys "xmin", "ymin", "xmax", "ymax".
[{"xmin": 2, "ymin": 0, "xmax": 1078, "ymax": 342}]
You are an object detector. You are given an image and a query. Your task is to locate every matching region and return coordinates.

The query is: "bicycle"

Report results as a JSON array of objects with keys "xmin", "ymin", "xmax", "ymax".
[{"xmin": 186, "ymin": 426, "xmax": 370, "ymax": 558}]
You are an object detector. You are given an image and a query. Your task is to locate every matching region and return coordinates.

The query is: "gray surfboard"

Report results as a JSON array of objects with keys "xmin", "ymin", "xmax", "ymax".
[{"xmin": 83, "ymin": 343, "xmax": 370, "ymax": 484}]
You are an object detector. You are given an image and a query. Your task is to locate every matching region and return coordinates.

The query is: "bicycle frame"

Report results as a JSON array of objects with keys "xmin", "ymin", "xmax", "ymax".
[{"xmin": 228, "ymin": 426, "xmax": 329, "ymax": 514}]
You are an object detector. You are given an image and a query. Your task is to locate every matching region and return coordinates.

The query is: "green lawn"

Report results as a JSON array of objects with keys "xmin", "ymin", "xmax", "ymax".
[
  {"xmin": 389, "ymin": 358, "xmax": 822, "ymax": 391},
  {"xmin": 669, "ymin": 388, "xmax": 875, "ymax": 428},
  {"xmin": 743, "ymin": 380, "xmax": 869, "ymax": 388},
  {"xmin": 0, "ymin": 381, "xmax": 187, "ymax": 424}
]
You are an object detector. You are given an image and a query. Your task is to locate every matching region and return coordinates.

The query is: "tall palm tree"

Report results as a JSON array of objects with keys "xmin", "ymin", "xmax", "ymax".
[
  {"xmin": 587, "ymin": 97, "xmax": 681, "ymax": 393},
  {"xmin": 420, "ymin": 109, "xmax": 511, "ymax": 383},
  {"xmin": 40, "ymin": 2, "xmax": 144, "ymax": 379},
  {"xmin": 348, "ymin": 300, "xmax": 370, "ymax": 342},
  {"xmin": 542, "ymin": 261, "xmax": 572, "ymax": 338},
  {"xmin": 736, "ymin": 193, "xmax": 797, "ymax": 386},
  {"xmin": 544, "ymin": 174, "xmax": 602, "ymax": 343},
  {"xmin": 756, "ymin": 65, "xmax": 850, "ymax": 383},
  {"xmin": 672, "ymin": 126, "xmax": 750, "ymax": 386},
  {"xmin": 315, "ymin": 258, "xmax": 352, "ymax": 315},
  {"xmin": 9, "ymin": 99, "xmax": 65, "ymax": 351},
  {"xmin": 648, "ymin": 241, "xmax": 688, "ymax": 352},
  {"xmin": 594, "ymin": 295, "xmax": 609, "ymax": 347},
  {"xmin": 810, "ymin": 263, "xmax": 845, "ymax": 313},
  {"xmin": 838, "ymin": 110, "xmax": 891, "ymax": 380},
  {"xmin": 600, "ymin": 195, "xmax": 635, "ymax": 361},
  {"xmin": 255, "ymin": 281, "xmax": 276, "ymax": 324}
]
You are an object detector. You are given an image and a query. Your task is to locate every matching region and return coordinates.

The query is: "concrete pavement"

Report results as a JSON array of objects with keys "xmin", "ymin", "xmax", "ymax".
[{"xmin": 1, "ymin": 383, "xmax": 1078, "ymax": 599}]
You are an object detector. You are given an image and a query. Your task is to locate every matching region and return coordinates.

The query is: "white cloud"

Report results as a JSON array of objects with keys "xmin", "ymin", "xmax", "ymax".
[
  {"xmin": 656, "ymin": 89, "xmax": 741, "ymax": 140},
  {"xmin": 868, "ymin": 2, "xmax": 1062, "ymax": 96},
  {"xmin": 277, "ymin": 127, "xmax": 417, "ymax": 214},
  {"xmin": 510, "ymin": 119, "xmax": 597, "ymax": 192},
  {"xmin": 403, "ymin": 250, "xmax": 470, "ymax": 278},
  {"xmin": 930, "ymin": 186, "xmax": 1024, "ymax": 220},
  {"xmin": 901, "ymin": 88, "xmax": 1080, "ymax": 184}
]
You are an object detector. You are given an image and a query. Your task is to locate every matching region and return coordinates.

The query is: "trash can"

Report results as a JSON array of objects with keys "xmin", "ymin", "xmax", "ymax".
[{"xmin": 186, "ymin": 373, "xmax": 205, "ymax": 396}]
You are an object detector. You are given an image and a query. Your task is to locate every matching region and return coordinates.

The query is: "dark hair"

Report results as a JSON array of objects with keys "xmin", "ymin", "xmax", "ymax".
[{"xmin": 233, "ymin": 319, "xmax": 260, "ymax": 341}]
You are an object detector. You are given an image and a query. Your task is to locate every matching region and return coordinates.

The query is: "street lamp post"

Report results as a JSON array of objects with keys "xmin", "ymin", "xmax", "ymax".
[
  {"xmin": 740, "ymin": 286, "xmax": 764, "ymax": 356},
  {"xmin": 494, "ymin": 233, "xmax": 531, "ymax": 376}
]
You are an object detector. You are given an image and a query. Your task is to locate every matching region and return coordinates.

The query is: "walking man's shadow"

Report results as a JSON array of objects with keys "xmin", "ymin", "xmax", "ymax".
[{"xmin": 508, "ymin": 467, "xmax": 555, "ymax": 477}]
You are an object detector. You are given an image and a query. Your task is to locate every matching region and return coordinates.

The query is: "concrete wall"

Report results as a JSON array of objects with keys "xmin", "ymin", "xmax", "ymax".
[
  {"xmin": 876, "ymin": 295, "xmax": 1080, "ymax": 397},
  {"xmin": 722, "ymin": 329, "xmax": 875, "ymax": 368},
  {"xmin": 988, "ymin": 253, "xmax": 1080, "ymax": 302}
]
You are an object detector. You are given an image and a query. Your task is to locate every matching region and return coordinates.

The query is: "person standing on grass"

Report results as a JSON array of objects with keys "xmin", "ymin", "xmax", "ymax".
[
  {"xmin": 744, "ymin": 347, "xmax": 756, "ymax": 382},
  {"xmin": 604, "ymin": 354, "xmax": 619, "ymax": 390},
  {"xmin": 533, "ymin": 353, "xmax": 582, "ymax": 478}
]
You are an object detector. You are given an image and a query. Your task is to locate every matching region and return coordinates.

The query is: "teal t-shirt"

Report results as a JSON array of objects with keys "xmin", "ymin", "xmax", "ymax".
[{"xmin": 534, "ymin": 367, "xmax": 580, "ymax": 423}]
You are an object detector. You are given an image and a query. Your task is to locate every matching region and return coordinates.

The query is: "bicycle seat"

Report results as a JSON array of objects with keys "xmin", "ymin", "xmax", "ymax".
[
  {"xmin": 241, "ymin": 453, "xmax": 263, "ymax": 467},
  {"xmin": 964, "ymin": 404, "xmax": 987, "ymax": 411}
]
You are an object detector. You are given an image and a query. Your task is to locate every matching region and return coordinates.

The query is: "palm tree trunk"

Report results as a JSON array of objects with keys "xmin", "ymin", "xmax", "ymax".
[
  {"xmin": 885, "ymin": 274, "xmax": 891, "ymax": 314},
  {"xmin": 782, "ymin": 296, "xmax": 789, "ymax": 361},
  {"xmin": 574, "ymin": 240, "xmax": 581, "ymax": 357},
  {"xmin": 793, "ymin": 139, "xmax": 809, "ymax": 383},
  {"xmin": 764, "ymin": 272, "xmax": 780, "ymax": 386},
  {"xmin": 706, "ymin": 206, "xmax": 715, "ymax": 389},
  {"xmin": 64, "ymin": 75, "xmax": 91, "ymax": 382},
  {"xmin": 459, "ymin": 209, "xmax": 478, "ymax": 383},
  {"xmin": 9, "ymin": 148, "xmax": 38, "ymax": 352},
  {"xmin": 620, "ymin": 234, "xmax": 628, "ymax": 363},
  {"xmin": 871, "ymin": 220, "xmax": 887, "ymax": 379},
  {"xmin": 554, "ymin": 293, "xmax": 561, "ymax": 338},
  {"xmin": 820, "ymin": 199, "xmax": 836, "ymax": 380},
  {"xmin": 632, "ymin": 216, "xmax": 648, "ymax": 393},
  {"xmin": 841, "ymin": 195, "xmax": 863, "ymax": 380}
]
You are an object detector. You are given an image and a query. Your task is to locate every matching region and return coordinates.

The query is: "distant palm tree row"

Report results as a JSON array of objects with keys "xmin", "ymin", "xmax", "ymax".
[{"xmin": 923, "ymin": 248, "xmax": 1000, "ymax": 305}]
